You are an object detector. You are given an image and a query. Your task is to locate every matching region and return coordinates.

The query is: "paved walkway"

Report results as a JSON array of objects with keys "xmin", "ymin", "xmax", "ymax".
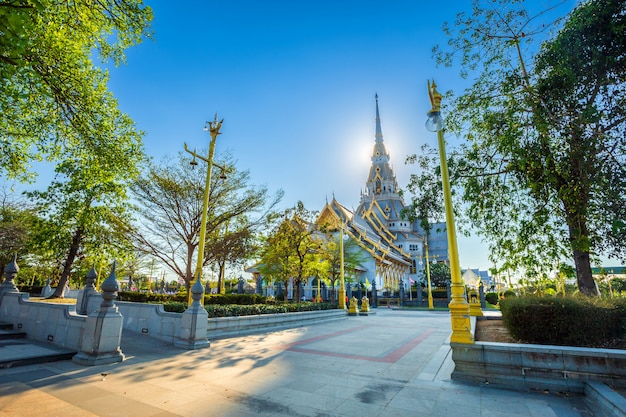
[{"xmin": 0, "ymin": 310, "xmax": 596, "ymax": 417}]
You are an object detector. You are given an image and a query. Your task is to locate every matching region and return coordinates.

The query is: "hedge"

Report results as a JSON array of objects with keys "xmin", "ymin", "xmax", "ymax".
[
  {"xmin": 117, "ymin": 292, "xmax": 267, "ymax": 305},
  {"xmin": 160, "ymin": 301, "xmax": 334, "ymax": 317},
  {"xmin": 499, "ymin": 295, "xmax": 625, "ymax": 347}
]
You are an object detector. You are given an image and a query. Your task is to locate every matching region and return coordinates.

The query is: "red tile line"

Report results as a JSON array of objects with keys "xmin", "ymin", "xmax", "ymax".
[{"xmin": 275, "ymin": 326, "xmax": 435, "ymax": 364}]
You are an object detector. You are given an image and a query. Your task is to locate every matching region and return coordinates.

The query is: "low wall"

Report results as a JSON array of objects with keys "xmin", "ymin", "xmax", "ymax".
[
  {"xmin": 116, "ymin": 301, "xmax": 347, "ymax": 341},
  {"xmin": 0, "ymin": 292, "xmax": 85, "ymax": 350},
  {"xmin": 116, "ymin": 301, "xmax": 182, "ymax": 344},
  {"xmin": 451, "ymin": 340, "xmax": 626, "ymax": 393},
  {"xmin": 206, "ymin": 309, "xmax": 348, "ymax": 339}
]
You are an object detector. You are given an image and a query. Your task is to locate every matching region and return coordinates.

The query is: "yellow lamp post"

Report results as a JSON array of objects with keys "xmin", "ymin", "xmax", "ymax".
[
  {"xmin": 184, "ymin": 114, "xmax": 226, "ymax": 305},
  {"xmin": 317, "ymin": 277, "xmax": 322, "ymax": 302},
  {"xmin": 426, "ymin": 80, "xmax": 473, "ymax": 344},
  {"xmin": 338, "ymin": 225, "xmax": 347, "ymax": 310},
  {"xmin": 421, "ymin": 238, "xmax": 434, "ymax": 310}
]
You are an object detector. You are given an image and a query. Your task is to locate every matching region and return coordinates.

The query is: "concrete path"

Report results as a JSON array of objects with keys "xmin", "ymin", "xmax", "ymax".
[{"xmin": 0, "ymin": 309, "xmax": 596, "ymax": 416}]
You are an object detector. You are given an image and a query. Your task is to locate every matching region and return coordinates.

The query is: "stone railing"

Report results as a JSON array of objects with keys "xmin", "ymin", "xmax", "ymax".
[
  {"xmin": 450, "ymin": 317, "xmax": 626, "ymax": 393},
  {"xmin": 205, "ymin": 309, "xmax": 347, "ymax": 339},
  {"xmin": 0, "ymin": 292, "xmax": 85, "ymax": 349}
]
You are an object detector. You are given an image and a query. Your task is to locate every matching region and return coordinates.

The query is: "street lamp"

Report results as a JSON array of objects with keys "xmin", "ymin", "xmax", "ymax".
[
  {"xmin": 419, "ymin": 237, "xmax": 435, "ymax": 310},
  {"xmin": 426, "ymin": 80, "xmax": 473, "ymax": 344},
  {"xmin": 184, "ymin": 114, "xmax": 227, "ymax": 305},
  {"xmin": 338, "ymin": 224, "xmax": 347, "ymax": 310}
]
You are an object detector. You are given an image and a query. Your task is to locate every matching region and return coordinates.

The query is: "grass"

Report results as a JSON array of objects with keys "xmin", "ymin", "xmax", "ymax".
[{"xmin": 28, "ymin": 297, "xmax": 76, "ymax": 304}]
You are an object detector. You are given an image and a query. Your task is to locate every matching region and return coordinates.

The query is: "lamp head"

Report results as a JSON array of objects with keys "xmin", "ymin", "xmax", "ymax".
[
  {"xmin": 426, "ymin": 79, "xmax": 444, "ymax": 132},
  {"xmin": 426, "ymin": 111, "xmax": 444, "ymax": 132}
]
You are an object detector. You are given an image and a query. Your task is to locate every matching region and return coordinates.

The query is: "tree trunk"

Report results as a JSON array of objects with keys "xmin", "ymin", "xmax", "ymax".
[
  {"xmin": 50, "ymin": 226, "xmax": 84, "ymax": 298},
  {"xmin": 566, "ymin": 216, "xmax": 596, "ymax": 295},
  {"xmin": 572, "ymin": 248, "xmax": 596, "ymax": 295}
]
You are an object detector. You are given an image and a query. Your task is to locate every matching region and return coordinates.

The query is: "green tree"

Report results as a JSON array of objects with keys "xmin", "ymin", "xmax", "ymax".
[
  {"xmin": 0, "ymin": 0, "xmax": 153, "ymax": 182},
  {"xmin": 131, "ymin": 152, "xmax": 282, "ymax": 295},
  {"xmin": 428, "ymin": 262, "xmax": 451, "ymax": 287},
  {"xmin": 433, "ymin": 0, "xmax": 626, "ymax": 294},
  {"xmin": 26, "ymin": 124, "xmax": 144, "ymax": 297},
  {"xmin": 257, "ymin": 202, "xmax": 320, "ymax": 302},
  {"xmin": 0, "ymin": 189, "xmax": 36, "ymax": 268},
  {"xmin": 317, "ymin": 232, "xmax": 367, "ymax": 304}
]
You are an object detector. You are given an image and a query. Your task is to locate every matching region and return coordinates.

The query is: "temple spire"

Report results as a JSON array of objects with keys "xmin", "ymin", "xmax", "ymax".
[{"xmin": 375, "ymin": 93, "xmax": 383, "ymax": 143}]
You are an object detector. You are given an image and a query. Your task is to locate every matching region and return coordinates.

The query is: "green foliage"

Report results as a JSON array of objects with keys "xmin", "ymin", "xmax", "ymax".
[
  {"xmin": 204, "ymin": 293, "xmax": 267, "ymax": 305},
  {"xmin": 0, "ymin": 193, "xmax": 38, "ymax": 267},
  {"xmin": 159, "ymin": 302, "xmax": 334, "ymax": 317},
  {"xmin": 431, "ymin": 288, "xmax": 448, "ymax": 299},
  {"xmin": 503, "ymin": 290, "xmax": 516, "ymax": 298},
  {"xmin": 431, "ymin": 0, "xmax": 626, "ymax": 294},
  {"xmin": 257, "ymin": 201, "xmax": 320, "ymax": 301},
  {"xmin": 500, "ymin": 295, "xmax": 625, "ymax": 347},
  {"xmin": 130, "ymin": 151, "xmax": 282, "ymax": 291},
  {"xmin": 485, "ymin": 292, "xmax": 499, "ymax": 305},
  {"xmin": 203, "ymin": 302, "xmax": 333, "ymax": 318},
  {"xmin": 0, "ymin": 0, "xmax": 153, "ymax": 182},
  {"xmin": 117, "ymin": 291, "xmax": 186, "ymax": 303},
  {"xmin": 428, "ymin": 262, "xmax": 451, "ymax": 287}
]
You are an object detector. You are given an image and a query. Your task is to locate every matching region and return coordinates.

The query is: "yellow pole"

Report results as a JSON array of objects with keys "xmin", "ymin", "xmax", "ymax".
[
  {"xmin": 338, "ymin": 226, "xmax": 346, "ymax": 309},
  {"xmin": 424, "ymin": 239, "xmax": 434, "ymax": 310},
  {"xmin": 317, "ymin": 277, "xmax": 321, "ymax": 302},
  {"xmin": 427, "ymin": 80, "xmax": 473, "ymax": 343},
  {"xmin": 184, "ymin": 115, "xmax": 223, "ymax": 305}
]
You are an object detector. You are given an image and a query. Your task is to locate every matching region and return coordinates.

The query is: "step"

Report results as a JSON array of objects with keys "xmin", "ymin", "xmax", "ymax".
[
  {"xmin": 0, "ymin": 321, "xmax": 14, "ymax": 330},
  {"xmin": 0, "ymin": 338, "xmax": 77, "ymax": 369},
  {"xmin": 0, "ymin": 328, "xmax": 27, "ymax": 340}
]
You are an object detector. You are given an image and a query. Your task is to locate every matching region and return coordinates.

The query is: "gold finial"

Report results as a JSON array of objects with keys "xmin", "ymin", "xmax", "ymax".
[
  {"xmin": 427, "ymin": 79, "xmax": 442, "ymax": 113},
  {"xmin": 206, "ymin": 113, "xmax": 224, "ymax": 137}
]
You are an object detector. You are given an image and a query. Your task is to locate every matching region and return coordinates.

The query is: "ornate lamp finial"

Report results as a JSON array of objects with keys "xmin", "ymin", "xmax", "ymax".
[{"xmin": 427, "ymin": 79, "xmax": 443, "ymax": 114}]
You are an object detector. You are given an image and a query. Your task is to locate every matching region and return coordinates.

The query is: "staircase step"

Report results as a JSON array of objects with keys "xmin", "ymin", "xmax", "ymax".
[
  {"xmin": 0, "ymin": 338, "xmax": 77, "ymax": 369},
  {"xmin": 0, "ymin": 329, "xmax": 26, "ymax": 339},
  {"xmin": 0, "ymin": 321, "xmax": 14, "ymax": 330}
]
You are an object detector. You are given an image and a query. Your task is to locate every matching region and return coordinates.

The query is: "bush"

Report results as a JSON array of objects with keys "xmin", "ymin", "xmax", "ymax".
[
  {"xmin": 485, "ymin": 292, "xmax": 499, "ymax": 306},
  {"xmin": 500, "ymin": 295, "xmax": 624, "ymax": 347},
  {"xmin": 118, "ymin": 291, "xmax": 186, "ymax": 303},
  {"xmin": 204, "ymin": 293, "xmax": 267, "ymax": 305},
  {"xmin": 162, "ymin": 301, "xmax": 187, "ymax": 313},
  {"xmin": 502, "ymin": 289, "xmax": 516, "ymax": 298},
  {"xmin": 203, "ymin": 302, "xmax": 333, "ymax": 318}
]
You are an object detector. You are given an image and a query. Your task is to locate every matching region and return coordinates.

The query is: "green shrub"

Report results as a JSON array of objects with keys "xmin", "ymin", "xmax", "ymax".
[
  {"xmin": 204, "ymin": 293, "xmax": 267, "ymax": 305},
  {"xmin": 500, "ymin": 295, "xmax": 624, "ymax": 347},
  {"xmin": 162, "ymin": 301, "xmax": 187, "ymax": 313},
  {"xmin": 118, "ymin": 291, "xmax": 186, "ymax": 303},
  {"xmin": 485, "ymin": 292, "xmax": 499, "ymax": 305},
  {"xmin": 431, "ymin": 289, "xmax": 448, "ymax": 299},
  {"xmin": 202, "ymin": 302, "xmax": 333, "ymax": 318},
  {"xmin": 503, "ymin": 290, "xmax": 516, "ymax": 298}
]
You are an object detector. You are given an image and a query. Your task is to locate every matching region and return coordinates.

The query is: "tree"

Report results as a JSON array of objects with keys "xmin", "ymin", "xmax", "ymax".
[
  {"xmin": 257, "ymin": 202, "xmax": 320, "ymax": 302},
  {"xmin": 317, "ymin": 232, "xmax": 367, "ymax": 304},
  {"xmin": 131, "ymin": 151, "xmax": 282, "ymax": 294},
  {"xmin": 0, "ymin": 1, "xmax": 153, "ymax": 182},
  {"xmin": 0, "ymin": 189, "xmax": 36, "ymax": 268},
  {"xmin": 433, "ymin": 0, "xmax": 626, "ymax": 294},
  {"xmin": 26, "ymin": 120, "xmax": 144, "ymax": 297},
  {"xmin": 429, "ymin": 262, "xmax": 452, "ymax": 287}
]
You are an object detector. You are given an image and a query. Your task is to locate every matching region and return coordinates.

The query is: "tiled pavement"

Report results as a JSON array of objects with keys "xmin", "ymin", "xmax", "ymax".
[{"xmin": 0, "ymin": 309, "xmax": 597, "ymax": 416}]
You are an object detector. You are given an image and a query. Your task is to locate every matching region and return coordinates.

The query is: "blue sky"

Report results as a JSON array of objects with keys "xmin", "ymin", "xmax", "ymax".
[{"xmin": 104, "ymin": 1, "xmax": 578, "ymax": 272}]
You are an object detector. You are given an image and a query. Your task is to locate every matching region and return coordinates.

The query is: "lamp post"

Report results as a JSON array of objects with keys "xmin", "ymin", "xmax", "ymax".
[
  {"xmin": 184, "ymin": 114, "xmax": 225, "ymax": 305},
  {"xmin": 426, "ymin": 80, "xmax": 473, "ymax": 344},
  {"xmin": 338, "ymin": 225, "xmax": 347, "ymax": 309},
  {"xmin": 421, "ymin": 238, "xmax": 434, "ymax": 310}
]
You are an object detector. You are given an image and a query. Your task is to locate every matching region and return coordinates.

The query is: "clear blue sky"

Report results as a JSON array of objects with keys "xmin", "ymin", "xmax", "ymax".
[{"xmin": 101, "ymin": 0, "xmax": 579, "ymax": 272}]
